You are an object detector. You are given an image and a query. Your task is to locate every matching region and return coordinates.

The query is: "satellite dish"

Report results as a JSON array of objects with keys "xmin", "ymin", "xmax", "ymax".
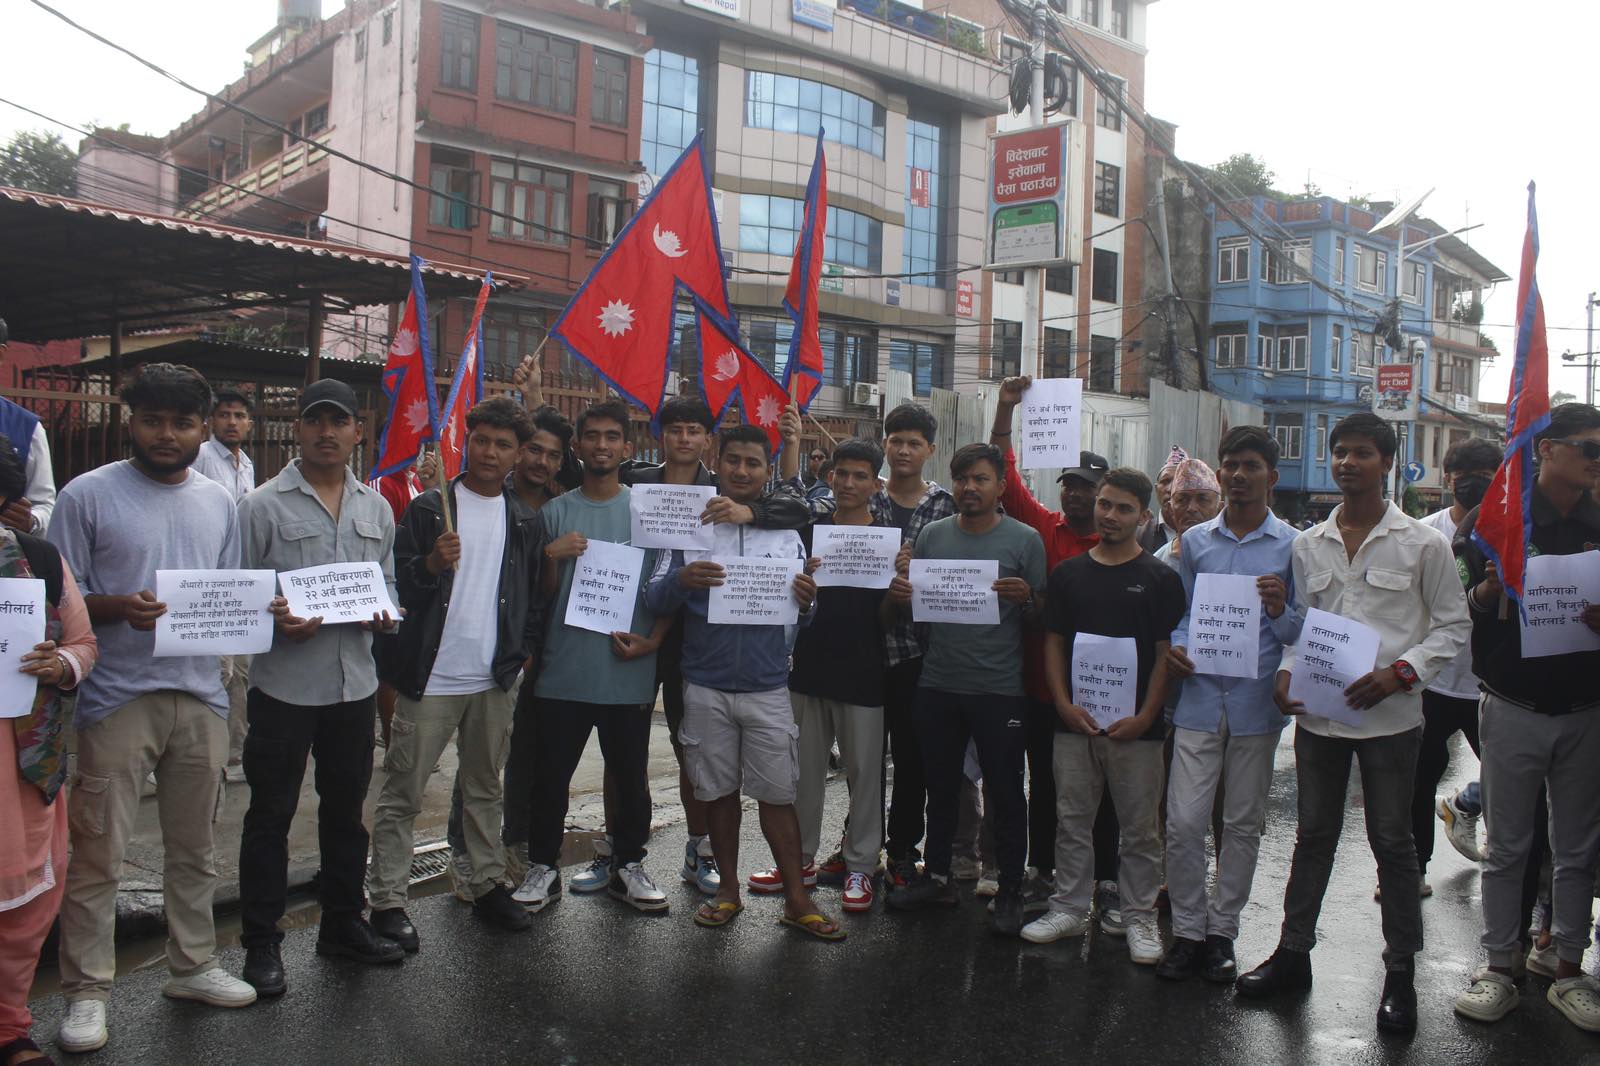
[{"xmin": 1370, "ymin": 187, "xmax": 1434, "ymax": 235}]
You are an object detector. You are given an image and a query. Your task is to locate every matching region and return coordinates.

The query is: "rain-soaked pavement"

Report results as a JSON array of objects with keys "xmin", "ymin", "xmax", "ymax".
[{"xmin": 26, "ymin": 728, "xmax": 1600, "ymax": 1064}]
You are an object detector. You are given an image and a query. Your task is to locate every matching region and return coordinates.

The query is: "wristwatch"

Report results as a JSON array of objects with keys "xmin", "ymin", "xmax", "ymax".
[{"xmin": 1391, "ymin": 660, "xmax": 1418, "ymax": 691}]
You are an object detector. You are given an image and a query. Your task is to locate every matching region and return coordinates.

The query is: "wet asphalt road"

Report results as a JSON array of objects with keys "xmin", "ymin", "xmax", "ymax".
[{"xmin": 26, "ymin": 729, "xmax": 1600, "ymax": 1065}]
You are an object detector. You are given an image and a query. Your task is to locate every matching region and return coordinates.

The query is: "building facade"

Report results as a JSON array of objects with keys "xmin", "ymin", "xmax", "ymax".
[{"xmin": 1205, "ymin": 194, "xmax": 1507, "ymax": 517}]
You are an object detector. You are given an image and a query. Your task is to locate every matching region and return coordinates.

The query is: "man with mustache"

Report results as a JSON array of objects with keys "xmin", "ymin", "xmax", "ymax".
[{"xmin": 50, "ymin": 363, "xmax": 257, "ymax": 1054}]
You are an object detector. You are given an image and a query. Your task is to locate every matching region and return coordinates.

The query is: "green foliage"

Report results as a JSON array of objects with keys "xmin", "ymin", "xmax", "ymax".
[
  {"xmin": 1552, "ymin": 390, "xmax": 1577, "ymax": 406},
  {"xmin": 0, "ymin": 129, "xmax": 77, "ymax": 197},
  {"xmin": 1208, "ymin": 153, "xmax": 1278, "ymax": 198}
]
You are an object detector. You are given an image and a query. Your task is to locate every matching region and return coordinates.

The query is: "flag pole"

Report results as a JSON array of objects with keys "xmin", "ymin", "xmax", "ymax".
[{"xmin": 434, "ymin": 442, "xmax": 453, "ymax": 534}]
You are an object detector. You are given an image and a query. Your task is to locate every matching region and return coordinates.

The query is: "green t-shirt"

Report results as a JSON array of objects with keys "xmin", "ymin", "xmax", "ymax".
[
  {"xmin": 533, "ymin": 487, "xmax": 659, "ymax": 706},
  {"xmin": 913, "ymin": 514, "xmax": 1047, "ymax": 697}
]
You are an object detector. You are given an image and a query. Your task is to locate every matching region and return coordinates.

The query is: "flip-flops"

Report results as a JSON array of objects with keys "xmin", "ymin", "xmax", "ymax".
[
  {"xmin": 694, "ymin": 900, "xmax": 743, "ymax": 928},
  {"xmin": 778, "ymin": 912, "xmax": 847, "ymax": 941}
]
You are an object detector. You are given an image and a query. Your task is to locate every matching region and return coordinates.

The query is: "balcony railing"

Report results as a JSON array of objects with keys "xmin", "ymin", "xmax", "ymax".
[
  {"xmin": 1431, "ymin": 317, "xmax": 1493, "ymax": 352},
  {"xmin": 838, "ymin": 0, "xmax": 990, "ymax": 57},
  {"xmin": 179, "ymin": 129, "xmax": 332, "ymax": 219}
]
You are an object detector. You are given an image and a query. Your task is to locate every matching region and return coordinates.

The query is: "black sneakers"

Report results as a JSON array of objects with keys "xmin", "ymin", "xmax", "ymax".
[
  {"xmin": 473, "ymin": 883, "xmax": 532, "ymax": 931},
  {"xmin": 1203, "ymin": 935, "xmax": 1238, "ymax": 984},
  {"xmin": 991, "ymin": 887, "xmax": 1025, "ymax": 937},
  {"xmin": 1155, "ymin": 936, "xmax": 1206, "ymax": 981},
  {"xmin": 886, "ymin": 872, "xmax": 959, "ymax": 911}
]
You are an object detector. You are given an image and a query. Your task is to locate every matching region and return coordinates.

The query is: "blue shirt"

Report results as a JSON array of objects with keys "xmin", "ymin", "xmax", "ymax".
[{"xmin": 1169, "ymin": 510, "xmax": 1303, "ymax": 736}]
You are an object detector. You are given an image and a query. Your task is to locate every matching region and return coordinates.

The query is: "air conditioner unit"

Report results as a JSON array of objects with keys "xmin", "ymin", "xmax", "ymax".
[{"xmin": 851, "ymin": 381, "xmax": 882, "ymax": 407}]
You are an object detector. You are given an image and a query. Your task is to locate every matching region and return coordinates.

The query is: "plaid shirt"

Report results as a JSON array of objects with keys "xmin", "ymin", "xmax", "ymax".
[{"xmin": 871, "ymin": 480, "xmax": 955, "ymax": 665}]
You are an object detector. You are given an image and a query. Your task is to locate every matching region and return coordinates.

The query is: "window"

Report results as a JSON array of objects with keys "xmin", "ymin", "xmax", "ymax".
[
  {"xmin": 642, "ymin": 48, "xmax": 699, "ymax": 176},
  {"xmin": 1091, "ymin": 248, "xmax": 1118, "ymax": 303},
  {"xmin": 995, "ymin": 269, "xmax": 1022, "ymax": 285},
  {"xmin": 1089, "ymin": 334, "xmax": 1116, "ymax": 391},
  {"xmin": 890, "ymin": 339, "xmax": 949, "ymax": 396},
  {"xmin": 592, "ymin": 50, "xmax": 628, "ymax": 127},
  {"xmin": 1436, "ymin": 354, "xmax": 1472, "ymax": 393},
  {"xmin": 355, "ymin": 29, "xmax": 367, "ymax": 61},
  {"xmin": 1094, "ymin": 161, "xmax": 1121, "ymax": 217},
  {"xmin": 586, "ymin": 178, "xmax": 632, "ymax": 245},
  {"xmin": 383, "ymin": 11, "xmax": 394, "ymax": 45},
  {"xmin": 439, "ymin": 7, "xmax": 479, "ymax": 91},
  {"xmin": 1046, "ymin": 265, "xmax": 1074, "ymax": 293},
  {"xmin": 1110, "ymin": 0, "xmax": 1129, "ymax": 37},
  {"xmin": 819, "ymin": 325, "xmax": 876, "ymax": 388},
  {"xmin": 1261, "ymin": 239, "xmax": 1311, "ymax": 284},
  {"xmin": 1354, "ymin": 330, "xmax": 1376, "ymax": 374},
  {"xmin": 1331, "ymin": 324, "xmax": 1344, "ymax": 374},
  {"xmin": 1355, "ymin": 244, "xmax": 1386, "ymax": 293},
  {"xmin": 904, "ymin": 112, "xmax": 945, "ymax": 287},
  {"xmin": 1273, "ymin": 415, "xmax": 1304, "ymax": 460},
  {"xmin": 746, "ymin": 317, "xmax": 793, "ymax": 374},
  {"xmin": 1217, "ymin": 237, "xmax": 1249, "ymax": 283},
  {"xmin": 1095, "ymin": 76, "xmax": 1123, "ymax": 131},
  {"xmin": 1402, "ymin": 260, "xmax": 1426, "ymax": 304},
  {"xmin": 428, "ymin": 147, "xmax": 478, "ymax": 229},
  {"xmin": 992, "ymin": 320, "xmax": 1022, "ymax": 380},
  {"xmin": 1333, "ymin": 236, "xmax": 1346, "ymax": 284},
  {"xmin": 1082, "ymin": 0, "xmax": 1101, "ymax": 27},
  {"xmin": 740, "ymin": 195, "xmax": 881, "ymax": 271},
  {"xmin": 1264, "ymin": 326, "xmax": 1309, "ymax": 372},
  {"xmin": 495, "ymin": 24, "xmax": 577, "ymax": 113},
  {"xmin": 489, "ymin": 159, "xmax": 569, "ymax": 244},
  {"xmin": 1214, "ymin": 329, "xmax": 1248, "ymax": 369},
  {"xmin": 1044, "ymin": 328, "xmax": 1072, "ymax": 378},
  {"xmin": 483, "ymin": 307, "xmax": 547, "ymax": 381},
  {"xmin": 745, "ymin": 72, "xmax": 886, "ymax": 157},
  {"xmin": 1315, "ymin": 415, "xmax": 1328, "ymax": 461},
  {"xmin": 304, "ymin": 104, "xmax": 329, "ymax": 135}
]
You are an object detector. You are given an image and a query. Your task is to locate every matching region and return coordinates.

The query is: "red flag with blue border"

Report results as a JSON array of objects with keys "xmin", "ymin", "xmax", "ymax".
[
  {"xmin": 781, "ymin": 134, "xmax": 827, "ymax": 409},
  {"xmin": 372, "ymin": 255, "xmax": 438, "ymax": 478},
  {"xmin": 696, "ymin": 301, "xmax": 789, "ymax": 454},
  {"xmin": 437, "ymin": 275, "xmax": 492, "ymax": 479}
]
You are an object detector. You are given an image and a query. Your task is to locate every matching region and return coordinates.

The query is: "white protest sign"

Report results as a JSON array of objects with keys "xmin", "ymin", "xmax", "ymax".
[
  {"xmin": 1189, "ymin": 573, "xmax": 1262, "ymax": 679},
  {"xmin": 1288, "ymin": 606, "xmax": 1382, "ymax": 725},
  {"xmin": 629, "ymin": 484, "xmax": 717, "ymax": 550},
  {"xmin": 909, "ymin": 559, "xmax": 1000, "ymax": 625},
  {"xmin": 1071, "ymin": 632, "xmax": 1139, "ymax": 729},
  {"xmin": 708, "ymin": 557, "xmax": 803, "ymax": 625},
  {"xmin": 1017, "ymin": 377, "xmax": 1082, "ymax": 470},
  {"xmin": 812, "ymin": 525, "xmax": 899, "ymax": 589},
  {"xmin": 1520, "ymin": 551, "xmax": 1600, "ymax": 658},
  {"xmin": 563, "ymin": 539, "xmax": 645, "ymax": 635},
  {"xmin": 0, "ymin": 577, "xmax": 45, "ymax": 718},
  {"xmin": 278, "ymin": 561, "xmax": 399, "ymax": 625},
  {"xmin": 153, "ymin": 569, "xmax": 276, "ymax": 657}
]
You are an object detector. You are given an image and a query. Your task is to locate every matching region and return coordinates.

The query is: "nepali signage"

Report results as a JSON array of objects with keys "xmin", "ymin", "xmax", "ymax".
[
  {"xmin": 684, "ymin": 0, "xmax": 741, "ymax": 18},
  {"xmin": 792, "ymin": 0, "xmax": 836, "ymax": 31},
  {"xmin": 985, "ymin": 123, "xmax": 1083, "ymax": 270},
  {"xmin": 1372, "ymin": 363, "xmax": 1418, "ymax": 422}
]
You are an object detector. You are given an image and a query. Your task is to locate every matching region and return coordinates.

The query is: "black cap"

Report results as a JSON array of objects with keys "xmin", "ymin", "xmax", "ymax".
[
  {"xmin": 1057, "ymin": 450, "xmax": 1109, "ymax": 485},
  {"xmin": 300, "ymin": 378, "xmax": 358, "ymax": 417}
]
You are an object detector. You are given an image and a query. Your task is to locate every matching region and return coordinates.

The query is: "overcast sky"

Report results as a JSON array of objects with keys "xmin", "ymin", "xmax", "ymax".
[{"xmin": 3, "ymin": 0, "xmax": 1594, "ymax": 404}]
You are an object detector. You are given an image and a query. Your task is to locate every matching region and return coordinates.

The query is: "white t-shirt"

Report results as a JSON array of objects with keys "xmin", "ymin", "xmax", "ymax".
[
  {"xmin": 425, "ymin": 485, "xmax": 507, "ymax": 696},
  {"xmin": 1419, "ymin": 507, "xmax": 1479, "ymax": 700}
]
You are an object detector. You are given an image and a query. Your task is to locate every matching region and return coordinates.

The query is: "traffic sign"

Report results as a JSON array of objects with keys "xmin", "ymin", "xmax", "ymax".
[{"xmin": 1402, "ymin": 461, "xmax": 1425, "ymax": 483}]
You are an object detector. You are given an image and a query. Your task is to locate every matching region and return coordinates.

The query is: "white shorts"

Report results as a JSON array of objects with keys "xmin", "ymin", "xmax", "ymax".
[{"xmin": 680, "ymin": 682, "xmax": 799, "ymax": 804}]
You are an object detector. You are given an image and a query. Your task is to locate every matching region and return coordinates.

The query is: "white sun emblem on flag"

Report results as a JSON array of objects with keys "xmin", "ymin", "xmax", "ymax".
[
  {"xmin": 389, "ymin": 326, "xmax": 418, "ymax": 358},
  {"xmin": 712, "ymin": 349, "xmax": 740, "ymax": 382},
  {"xmin": 402, "ymin": 397, "xmax": 430, "ymax": 435},
  {"xmin": 755, "ymin": 395, "xmax": 781, "ymax": 427},
  {"xmin": 597, "ymin": 300, "xmax": 635, "ymax": 337}
]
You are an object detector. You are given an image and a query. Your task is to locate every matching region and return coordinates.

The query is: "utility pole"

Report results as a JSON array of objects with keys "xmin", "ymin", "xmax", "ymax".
[
  {"xmin": 1021, "ymin": 1, "xmax": 1045, "ymax": 378},
  {"xmin": 1588, "ymin": 291, "xmax": 1596, "ymax": 407},
  {"xmin": 1151, "ymin": 177, "xmax": 1180, "ymax": 386}
]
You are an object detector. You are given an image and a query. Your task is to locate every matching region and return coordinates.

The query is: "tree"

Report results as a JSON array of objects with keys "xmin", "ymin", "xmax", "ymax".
[
  {"xmin": 1552, "ymin": 390, "xmax": 1577, "ymax": 406},
  {"xmin": 0, "ymin": 130, "xmax": 77, "ymax": 197},
  {"xmin": 1208, "ymin": 153, "xmax": 1277, "ymax": 198}
]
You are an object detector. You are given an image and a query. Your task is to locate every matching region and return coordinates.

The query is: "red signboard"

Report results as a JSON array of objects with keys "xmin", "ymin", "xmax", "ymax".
[
  {"xmin": 910, "ymin": 168, "xmax": 931, "ymax": 208},
  {"xmin": 1375, "ymin": 364, "xmax": 1413, "ymax": 392},
  {"xmin": 991, "ymin": 127, "xmax": 1065, "ymax": 205},
  {"xmin": 955, "ymin": 279, "xmax": 974, "ymax": 318}
]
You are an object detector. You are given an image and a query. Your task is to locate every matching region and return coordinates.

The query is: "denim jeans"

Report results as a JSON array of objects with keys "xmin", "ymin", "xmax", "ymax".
[
  {"xmin": 1411, "ymin": 690, "xmax": 1482, "ymax": 872},
  {"xmin": 1279, "ymin": 725, "xmax": 1423, "ymax": 964},
  {"xmin": 915, "ymin": 689, "xmax": 1027, "ymax": 891}
]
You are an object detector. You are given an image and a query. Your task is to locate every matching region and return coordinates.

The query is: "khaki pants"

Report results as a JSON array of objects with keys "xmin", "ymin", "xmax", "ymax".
[
  {"xmin": 221, "ymin": 655, "xmax": 250, "ymax": 764},
  {"xmin": 1048, "ymin": 733, "xmax": 1165, "ymax": 919},
  {"xmin": 368, "ymin": 689, "xmax": 513, "ymax": 909},
  {"xmin": 59, "ymin": 691, "xmax": 227, "ymax": 1001},
  {"xmin": 791, "ymin": 693, "xmax": 884, "ymax": 873}
]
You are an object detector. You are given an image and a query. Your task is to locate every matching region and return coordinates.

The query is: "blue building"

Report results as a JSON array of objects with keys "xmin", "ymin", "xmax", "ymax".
[{"xmin": 1204, "ymin": 196, "xmax": 1507, "ymax": 517}]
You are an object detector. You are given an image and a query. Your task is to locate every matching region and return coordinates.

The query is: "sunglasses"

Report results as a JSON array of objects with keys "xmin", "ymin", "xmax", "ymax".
[{"xmin": 1550, "ymin": 438, "xmax": 1600, "ymax": 461}]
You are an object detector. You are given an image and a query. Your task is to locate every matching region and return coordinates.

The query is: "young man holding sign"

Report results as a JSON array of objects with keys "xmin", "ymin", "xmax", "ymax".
[
  {"xmin": 514, "ymin": 401, "xmax": 670, "ymax": 914},
  {"xmin": 1240, "ymin": 413, "xmax": 1468, "ymax": 1035},
  {"xmin": 1022, "ymin": 467, "xmax": 1184, "ymax": 964},
  {"xmin": 644, "ymin": 426, "xmax": 841, "ymax": 940},
  {"xmin": 1157, "ymin": 427, "xmax": 1299, "ymax": 982},
  {"xmin": 233, "ymin": 379, "xmax": 404, "ymax": 996},
  {"xmin": 49, "ymin": 364, "xmax": 257, "ymax": 1053},
  {"xmin": 886, "ymin": 443, "xmax": 1046, "ymax": 936},
  {"xmin": 1452, "ymin": 403, "xmax": 1600, "ymax": 1031},
  {"xmin": 369, "ymin": 398, "xmax": 547, "ymax": 947}
]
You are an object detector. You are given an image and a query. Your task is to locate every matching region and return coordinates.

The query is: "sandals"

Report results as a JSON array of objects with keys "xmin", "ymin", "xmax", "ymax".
[
  {"xmin": 694, "ymin": 900, "xmax": 743, "ymax": 928},
  {"xmin": 778, "ymin": 911, "xmax": 847, "ymax": 942},
  {"xmin": 1453, "ymin": 968, "xmax": 1519, "ymax": 1023}
]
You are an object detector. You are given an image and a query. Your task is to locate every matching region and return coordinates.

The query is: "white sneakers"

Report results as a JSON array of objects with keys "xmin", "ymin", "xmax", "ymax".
[
  {"xmin": 57, "ymin": 999, "xmax": 108, "ymax": 1053},
  {"xmin": 1454, "ymin": 967, "xmax": 1519, "ymax": 1023},
  {"xmin": 974, "ymin": 867, "xmax": 1000, "ymax": 898},
  {"xmin": 162, "ymin": 968, "xmax": 258, "ymax": 1008},
  {"xmin": 1438, "ymin": 792, "xmax": 1485, "ymax": 862},
  {"xmin": 1124, "ymin": 914, "xmax": 1163, "ymax": 965},
  {"xmin": 1096, "ymin": 880, "xmax": 1125, "ymax": 937},
  {"xmin": 1526, "ymin": 940, "xmax": 1560, "ymax": 979},
  {"xmin": 609, "ymin": 862, "xmax": 669, "ymax": 912},
  {"xmin": 512, "ymin": 863, "xmax": 561, "ymax": 911},
  {"xmin": 1021, "ymin": 909, "xmax": 1090, "ymax": 944}
]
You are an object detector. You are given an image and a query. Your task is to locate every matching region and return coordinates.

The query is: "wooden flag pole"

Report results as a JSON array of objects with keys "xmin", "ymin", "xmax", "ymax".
[{"xmin": 434, "ymin": 442, "xmax": 454, "ymax": 534}]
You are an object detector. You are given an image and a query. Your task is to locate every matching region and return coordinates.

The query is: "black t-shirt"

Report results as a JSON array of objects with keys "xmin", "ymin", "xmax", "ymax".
[
  {"xmin": 1044, "ymin": 550, "xmax": 1187, "ymax": 739},
  {"xmin": 888, "ymin": 498, "xmax": 915, "ymax": 531},
  {"xmin": 789, "ymin": 520, "xmax": 889, "ymax": 706}
]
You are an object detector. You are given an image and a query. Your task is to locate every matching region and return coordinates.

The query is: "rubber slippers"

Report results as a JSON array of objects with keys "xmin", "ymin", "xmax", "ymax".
[
  {"xmin": 779, "ymin": 912, "xmax": 847, "ymax": 941},
  {"xmin": 694, "ymin": 900, "xmax": 743, "ymax": 928}
]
